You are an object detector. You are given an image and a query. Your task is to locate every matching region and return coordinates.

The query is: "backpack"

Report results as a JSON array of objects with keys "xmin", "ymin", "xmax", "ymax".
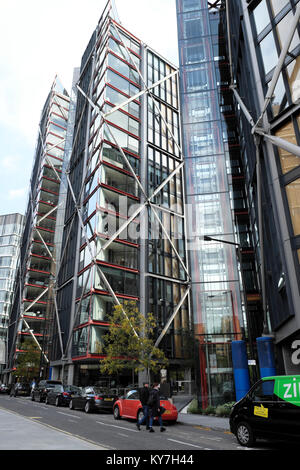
[{"xmin": 147, "ymin": 389, "xmax": 156, "ymax": 407}]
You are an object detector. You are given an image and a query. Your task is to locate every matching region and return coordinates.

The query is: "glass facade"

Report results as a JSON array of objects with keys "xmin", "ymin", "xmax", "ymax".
[
  {"xmin": 176, "ymin": 0, "xmax": 260, "ymax": 406},
  {"xmin": 227, "ymin": 0, "xmax": 300, "ymax": 376},
  {"xmin": 56, "ymin": 6, "xmax": 190, "ymax": 388},
  {"xmin": 0, "ymin": 214, "xmax": 24, "ymax": 375},
  {"xmin": 250, "ymin": 0, "xmax": 300, "ymax": 309},
  {"xmin": 7, "ymin": 77, "xmax": 70, "ymax": 378}
]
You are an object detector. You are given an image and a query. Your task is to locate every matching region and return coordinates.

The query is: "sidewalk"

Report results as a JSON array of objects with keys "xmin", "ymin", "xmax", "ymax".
[
  {"xmin": 178, "ymin": 412, "xmax": 230, "ymax": 431},
  {"xmin": 0, "ymin": 408, "xmax": 107, "ymax": 450}
]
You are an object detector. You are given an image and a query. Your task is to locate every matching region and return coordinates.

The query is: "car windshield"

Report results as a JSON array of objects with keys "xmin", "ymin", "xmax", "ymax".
[
  {"xmin": 64, "ymin": 385, "xmax": 81, "ymax": 392},
  {"xmin": 53, "ymin": 385, "xmax": 64, "ymax": 392},
  {"xmin": 126, "ymin": 390, "xmax": 138, "ymax": 399}
]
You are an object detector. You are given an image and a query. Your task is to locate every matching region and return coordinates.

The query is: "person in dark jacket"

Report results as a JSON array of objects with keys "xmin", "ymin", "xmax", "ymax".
[
  {"xmin": 136, "ymin": 382, "xmax": 150, "ymax": 430},
  {"xmin": 148, "ymin": 382, "xmax": 166, "ymax": 433}
]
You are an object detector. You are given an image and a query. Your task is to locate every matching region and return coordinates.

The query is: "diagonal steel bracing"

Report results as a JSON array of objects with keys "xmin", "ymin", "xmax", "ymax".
[
  {"xmin": 67, "ymin": 13, "xmax": 190, "ymax": 354},
  {"xmin": 14, "ymin": 5, "xmax": 191, "ymax": 372},
  {"xmin": 225, "ymin": 0, "xmax": 300, "ymax": 334}
]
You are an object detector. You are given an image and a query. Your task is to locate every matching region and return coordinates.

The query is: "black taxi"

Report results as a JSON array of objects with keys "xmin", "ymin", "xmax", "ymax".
[{"xmin": 230, "ymin": 375, "xmax": 300, "ymax": 446}]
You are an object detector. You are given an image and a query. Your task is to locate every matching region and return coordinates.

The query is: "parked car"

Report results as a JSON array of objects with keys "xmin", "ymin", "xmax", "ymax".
[
  {"xmin": 45, "ymin": 384, "xmax": 82, "ymax": 407},
  {"xmin": 10, "ymin": 382, "xmax": 31, "ymax": 397},
  {"xmin": 113, "ymin": 389, "xmax": 178, "ymax": 423},
  {"xmin": 230, "ymin": 375, "xmax": 300, "ymax": 447},
  {"xmin": 0, "ymin": 383, "xmax": 11, "ymax": 394},
  {"xmin": 69, "ymin": 386, "xmax": 118, "ymax": 413},
  {"xmin": 31, "ymin": 379, "xmax": 62, "ymax": 402}
]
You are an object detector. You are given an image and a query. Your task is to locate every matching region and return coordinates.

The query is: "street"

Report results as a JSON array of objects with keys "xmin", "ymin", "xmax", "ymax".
[{"xmin": 0, "ymin": 394, "xmax": 289, "ymax": 451}]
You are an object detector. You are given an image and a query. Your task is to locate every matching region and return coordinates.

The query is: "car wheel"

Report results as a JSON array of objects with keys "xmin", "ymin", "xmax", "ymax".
[
  {"xmin": 113, "ymin": 406, "xmax": 121, "ymax": 420},
  {"xmin": 236, "ymin": 421, "xmax": 256, "ymax": 447},
  {"xmin": 55, "ymin": 397, "xmax": 60, "ymax": 407},
  {"xmin": 85, "ymin": 401, "xmax": 91, "ymax": 413},
  {"xmin": 69, "ymin": 400, "xmax": 74, "ymax": 410}
]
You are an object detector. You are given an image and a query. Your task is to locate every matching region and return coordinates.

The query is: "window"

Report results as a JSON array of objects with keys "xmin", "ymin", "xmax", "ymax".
[
  {"xmin": 286, "ymin": 178, "xmax": 300, "ymax": 236},
  {"xmin": 250, "ymin": 380, "xmax": 275, "ymax": 401},
  {"xmin": 270, "ymin": 0, "xmax": 288, "ymax": 17},
  {"xmin": 259, "ymin": 31, "xmax": 278, "ymax": 75},
  {"xmin": 253, "ymin": 1, "xmax": 270, "ymax": 35},
  {"xmin": 276, "ymin": 9, "xmax": 300, "ymax": 53},
  {"xmin": 275, "ymin": 119, "xmax": 299, "ymax": 174}
]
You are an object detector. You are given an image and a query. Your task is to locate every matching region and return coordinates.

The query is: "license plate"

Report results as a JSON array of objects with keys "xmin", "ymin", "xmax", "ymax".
[{"xmin": 104, "ymin": 398, "xmax": 113, "ymax": 401}]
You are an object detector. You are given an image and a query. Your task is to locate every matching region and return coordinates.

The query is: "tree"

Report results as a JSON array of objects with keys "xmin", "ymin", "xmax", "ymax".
[
  {"xmin": 100, "ymin": 301, "xmax": 168, "ymax": 383},
  {"xmin": 13, "ymin": 337, "xmax": 40, "ymax": 380}
]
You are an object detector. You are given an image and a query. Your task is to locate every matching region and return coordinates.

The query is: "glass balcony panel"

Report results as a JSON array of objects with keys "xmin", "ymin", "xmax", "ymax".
[
  {"xmin": 94, "ymin": 264, "xmax": 139, "ymax": 297},
  {"xmin": 96, "ymin": 238, "xmax": 138, "ymax": 269},
  {"xmin": 72, "ymin": 326, "xmax": 89, "ymax": 357},
  {"xmin": 100, "ymin": 165, "xmax": 139, "ymax": 197},
  {"xmin": 92, "ymin": 294, "xmax": 115, "ymax": 321},
  {"xmin": 89, "ymin": 325, "xmax": 108, "ymax": 354}
]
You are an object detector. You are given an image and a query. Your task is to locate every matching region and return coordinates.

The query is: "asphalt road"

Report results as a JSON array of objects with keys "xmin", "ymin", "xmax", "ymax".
[{"xmin": 0, "ymin": 394, "xmax": 292, "ymax": 452}]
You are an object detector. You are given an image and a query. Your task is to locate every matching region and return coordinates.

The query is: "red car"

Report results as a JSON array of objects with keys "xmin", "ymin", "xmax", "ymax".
[{"xmin": 113, "ymin": 389, "xmax": 178, "ymax": 423}]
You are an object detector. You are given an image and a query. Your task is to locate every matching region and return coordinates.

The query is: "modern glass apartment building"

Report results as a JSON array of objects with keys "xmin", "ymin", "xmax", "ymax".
[
  {"xmin": 0, "ymin": 213, "xmax": 24, "ymax": 378},
  {"xmin": 176, "ymin": 0, "xmax": 262, "ymax": 406},
  {"xmin": 226, "ymin": 0, "xmax": 300, "ymax": 375},
  {"xmin": 6, "ymin": 77, "xmax": 70, "ymax": 382},
  {"xmin": 51, "ymin": 2, "xmax": 191, "ymax": 388}
]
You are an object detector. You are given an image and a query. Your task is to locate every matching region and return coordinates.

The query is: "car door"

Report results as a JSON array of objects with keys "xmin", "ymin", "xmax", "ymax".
[
  {"xmin": 123, "ymin": 390, "xmax": 140, "ymax": 417},
  {"xmin": 273, "ymin": 376, "xmax": 300, "ymax": 438},
  {"xmin": 247, "ymin": 379, "xmax": 279, "ymax": 437}
]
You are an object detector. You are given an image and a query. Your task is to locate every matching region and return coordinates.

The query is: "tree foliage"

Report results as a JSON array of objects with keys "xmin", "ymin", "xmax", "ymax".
[
  {"xmin": 13, "ymin": 338, "xmax": 40, "ymax": 379},
  {"xmin": 100, "ymin": 301, "xmax": 168, "ymax": 381}
]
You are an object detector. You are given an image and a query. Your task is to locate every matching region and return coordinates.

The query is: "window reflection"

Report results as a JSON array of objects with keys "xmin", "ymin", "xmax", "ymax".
[
  {"xmin": 276, "ymin": 10, "xmax": 300, "ymax": 53},
  {"xmin": 275, "ymin": 119, "xmax": 299, "ymax": 174},
  {"xmin": 270, "ymin": 73, "xmax": 288, "ymax": 117},
  {"xmin": 270, "ymin": 0, "xmax": 288, "ymax": 17},
  {"xmin": 253, "ymin": 0, "xmax": 270, "ymax": 35},
  {"xmin": 286, "ymin": 178, "xmax": 300, "ymax": 236},
  {"xmin": 287, "ymin": 59, "xmax": 300, "ymax": 104},
  {"xmin": 259, "ymin": 31, "xmax": 278, "ymax": 75}
]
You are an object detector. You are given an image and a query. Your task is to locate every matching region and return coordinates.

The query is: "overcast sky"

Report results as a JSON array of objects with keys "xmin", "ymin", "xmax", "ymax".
[{"xmin": 0, "ymin": 0, "xmax": 179, "ymax": 216}]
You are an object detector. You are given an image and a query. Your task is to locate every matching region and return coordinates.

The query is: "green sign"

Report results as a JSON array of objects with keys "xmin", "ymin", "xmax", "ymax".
[{"xmin": 265, "ymin": 376, "xmax": 300, "ymax": 407}]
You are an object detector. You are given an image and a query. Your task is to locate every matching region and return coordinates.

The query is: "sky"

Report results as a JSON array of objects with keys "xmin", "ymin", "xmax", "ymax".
[{"xmin": 0, "ymin": 0, "xmax": 179, "ymax": 217}]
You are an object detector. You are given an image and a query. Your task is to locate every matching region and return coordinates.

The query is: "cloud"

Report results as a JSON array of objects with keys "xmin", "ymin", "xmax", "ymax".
[
  {"xmin": 8, "ymin": 188, "xmax": 28, "ymax": 200},
  {"xmin": 0, "ymin": 0, "xmax": 179, "ymax": 216}
]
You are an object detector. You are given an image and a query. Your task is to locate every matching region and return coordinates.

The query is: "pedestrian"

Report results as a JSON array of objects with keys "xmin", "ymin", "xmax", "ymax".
[
  {"xmin": 148, "ymin": 382, "xmax": 166, "ymax": 433},
  {"xmin": 136, "ymin": 382, "xmax": 150, "ymax": 430},
  {"xmin": 30, "ymin": 377, "xmax": 36, "ymax": 393}
]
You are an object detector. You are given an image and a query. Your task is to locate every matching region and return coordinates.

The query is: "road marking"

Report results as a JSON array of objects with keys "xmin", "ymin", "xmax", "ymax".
[
  {"xmin": 167, "ymin": 438, "xmax": 205, "ymax": 449},
  {"xmin": 57, "ymin": 411, "xmax": 81, "ymax": 419},
  {"xmin": 193, "ymin": 425, "xmax": 211, "ymax": 431},
  {"xmin": 29, "ymin": 417, "xmax": 42, "ymax": 419},
  {"xmin": 97, "ymin": 421, "xmax": 139, "ymax": 433},
  {"xmin": 117, "ymin": 433, "xmax": 129, "ymax": 438}
]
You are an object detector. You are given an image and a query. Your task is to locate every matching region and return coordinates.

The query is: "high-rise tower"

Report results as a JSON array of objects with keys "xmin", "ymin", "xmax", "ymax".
[
  {"xmin": 51, "ymin": 1, "xmax": 191, "ymax": 389},
  {"xmin": 7, "ymin": 77, "xmax": 70, "ymax": 381}
]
